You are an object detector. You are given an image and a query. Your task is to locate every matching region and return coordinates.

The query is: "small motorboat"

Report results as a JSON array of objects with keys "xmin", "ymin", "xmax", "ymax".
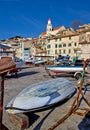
[
  {"xmin": 45, "ymin": 65, "xmax": 84, "ymax": 74},
  {"xmin": 45, "ymin": 65, "xmax": 89, "ymax": 79}
]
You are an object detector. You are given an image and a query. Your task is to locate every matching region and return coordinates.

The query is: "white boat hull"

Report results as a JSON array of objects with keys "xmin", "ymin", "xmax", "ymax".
[
  {"xmin": 45, "ymin": 65, "xmax": 84, "ymax": 73},
  {"xmin": 5, "ymin": 78, "xmax": 76, "ymax": 114}
]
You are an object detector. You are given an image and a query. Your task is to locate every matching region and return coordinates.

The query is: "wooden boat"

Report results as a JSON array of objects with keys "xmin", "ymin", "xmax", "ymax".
[
  {"xmin": 5, "ymin": 78, "xmax": 76, "ymax": 114},
  {"xmin": 1, "ymin": 56, "xmax": 24, "ymax": 69},
  {"xmin": 1, "ymin": 57, "xmax": 24, "ymax": 75}
]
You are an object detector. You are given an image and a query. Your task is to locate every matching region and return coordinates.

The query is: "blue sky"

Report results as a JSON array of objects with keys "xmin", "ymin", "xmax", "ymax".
[{"xmin": 0, "ymin": 0, "xmax": 90, "ymax": 40}]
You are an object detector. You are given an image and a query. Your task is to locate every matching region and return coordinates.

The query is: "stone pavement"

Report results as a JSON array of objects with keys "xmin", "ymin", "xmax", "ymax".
[{"xmin": 2, "ymin": 65, "xmax": 90, "ymax": 130}]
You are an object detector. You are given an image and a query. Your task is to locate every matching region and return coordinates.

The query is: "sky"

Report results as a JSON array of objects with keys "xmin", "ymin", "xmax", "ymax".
[{"xmin": 0, "ymin": 0, "xmax": 90, "ymax": 40}]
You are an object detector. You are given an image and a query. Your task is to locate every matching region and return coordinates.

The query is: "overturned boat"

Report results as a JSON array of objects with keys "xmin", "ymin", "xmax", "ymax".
[{"xmin": 5, "ymin": 78, "xmax": 76, "ymax": 114}]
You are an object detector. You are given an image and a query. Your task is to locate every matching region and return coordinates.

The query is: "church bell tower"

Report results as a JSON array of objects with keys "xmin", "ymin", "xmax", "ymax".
[{"xmin": 46, "ymin": 18, "xmax": 52, "ymax": 33}]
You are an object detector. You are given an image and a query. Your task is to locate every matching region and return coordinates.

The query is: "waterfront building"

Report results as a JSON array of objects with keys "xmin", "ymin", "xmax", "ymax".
[
  {"xmin": 77, "ymin": 24, "xmax": 90, "ymax": 59},
  {"xmin": 0, "ymin": 20, "xmax": 90, "ymax": 61},
  {"xmin": 39, "ymin": 19, "xmax": 90, "ymax": 60},
  {"xmin": 39, "ymin": 19, "xmax": 79, "ymax": 60},
  {"xmin": 0, "ymin": 43, "xmax": 15, "ymax": 58}
]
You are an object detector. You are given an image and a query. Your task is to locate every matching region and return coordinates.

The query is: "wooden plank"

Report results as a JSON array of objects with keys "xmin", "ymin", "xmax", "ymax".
[
  {"xmin": 0, "ymin": 58, "xmax": 16, "ymax": 74},
  {"xmin": 9, "ymin": 113, "xmax": 29, "ymax": 130},
  {"xmin": 0, "ymin": 57, "xmax": 16, "ymax": 129}
]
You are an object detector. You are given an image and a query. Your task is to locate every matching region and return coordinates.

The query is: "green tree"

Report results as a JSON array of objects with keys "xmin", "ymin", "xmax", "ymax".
[{"xmin": 70, "ymin": 20, "xmax": 83, "ymax": 30}]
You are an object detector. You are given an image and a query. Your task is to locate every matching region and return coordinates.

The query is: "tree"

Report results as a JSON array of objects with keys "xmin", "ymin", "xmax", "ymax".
[{"xmin": 70, "ymin": 20, "xmax": 83, "ymax": 30}]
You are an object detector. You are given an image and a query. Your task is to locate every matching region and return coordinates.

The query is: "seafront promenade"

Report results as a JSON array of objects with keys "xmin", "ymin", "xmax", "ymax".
[{"xmin": 3, "ymin": 65, "xmax": 90, "ymax": 130}]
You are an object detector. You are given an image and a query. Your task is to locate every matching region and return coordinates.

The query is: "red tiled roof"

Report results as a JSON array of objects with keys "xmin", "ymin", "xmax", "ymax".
[
  {"xmin": 41, "ymin": 32, "xmax": 47, "ymax": 36},
  {"xmin": 41, "ymin": 26, "xmax": 63, "ymax": 36},
  {"xmin": 33, "ymin": 38, "xmax": 38, "ymax": 41},
  {"xmin": 53, "ymin": 26, "xmax": 62, "ymax": 31}
]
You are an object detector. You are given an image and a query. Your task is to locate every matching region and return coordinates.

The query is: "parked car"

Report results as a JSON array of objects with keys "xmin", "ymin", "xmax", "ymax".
[{"xmin": 74, "ymin": 59, "xmax": 84, "ymax": 66}]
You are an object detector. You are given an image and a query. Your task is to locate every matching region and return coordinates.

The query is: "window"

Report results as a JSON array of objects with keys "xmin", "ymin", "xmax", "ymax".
[
  {"xmin": 82, "ymin": 36, "xmax": 84, "ymax": 40},
  {"xmin": 59, "ymin": 49, "xmax": 61, "ymax": 54},
  {"xmin": 43, "ymin": 48, "xmax": 46, "ymax": 51},
  {"xmin": 59, "ymin": 44, "xmax": 62, "ymax": 48},
  {"xmin": 63, "ymin": 49, "xmax": 66, "ymax": 54},
  {"xmin": 55, "ymin": 50, "xmax": 57, "ymax": 54},
  {"xmin": 55, "ymin": 44, "xmax": 58, "ymax": 48},
  {"xmin": 68, "ymin": 49, "xmax": 71, "ymax": 53},
  {"xmin": 47, "ymin": 44, "xmax": 51, "ymax": 48},
  {"xmin": 59, "ymin": 38, "xmax": 62, "ymax": 41},
  {"xmin": 19, "ymin": 43, "xmax": 22, "ymax": 48},
  {"xmin": 69, "ymin": 36, "xmax": 71, "ymax": 40},
  {"xmin": 74, "ymin": 49, "xmax": 77, "ymax": 53},
  {"xmin": 48, "ymin": 50, "xmax": 50, "ymax": 54},
  {"xmin": 43, "ymin": 43, "xmax": 45, "ymax": 45},
  {"xmin": 55, "ymin": 39, "xmax": 57, "ymax": 42},
  {"xmin": 24, "ymin": 48, "xmax": 29, "ymax": 50},
  {"xmin": 68, "ymin": 43, "xmax": 71, "ymax": 47},
  {"xmin": 63, "ymin": 44, "xmax": 66, "ymax": 47},
  {"xmin": 48, "ymin": 39, "xmax": 50, "ymax": 43},
  {"xmin": 74, "ymin": 42, "xmax": 77, "ymax": 46}
]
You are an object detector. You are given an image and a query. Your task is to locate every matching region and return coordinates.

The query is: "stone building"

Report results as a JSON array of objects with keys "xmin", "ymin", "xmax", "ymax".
[
  {"xmin": 77, "ymin": 24, "xmax": 90, "ymax": 59},
  {"xmin": 39, "ymin": 19, "xmax": 90, "ymax": 60},
  {"xmin": 0, "ymin": 20, "xmax": 90, "ymax": 61}
]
